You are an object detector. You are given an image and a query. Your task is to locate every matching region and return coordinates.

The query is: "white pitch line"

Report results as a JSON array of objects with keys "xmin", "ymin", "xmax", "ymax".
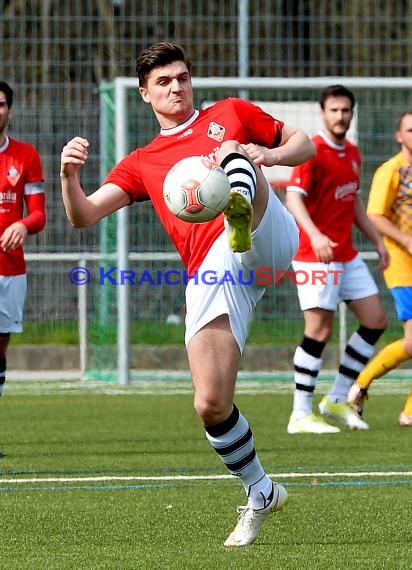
[{"xmin": 1, "ymin": 471, "xmax": 412, "ymax": 484}]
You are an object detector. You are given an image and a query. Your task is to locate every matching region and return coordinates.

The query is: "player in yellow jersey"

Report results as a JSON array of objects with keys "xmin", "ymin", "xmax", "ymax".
[{"xmin": 348, "ymin": 111, "xmax": 412, "ymax": 427}]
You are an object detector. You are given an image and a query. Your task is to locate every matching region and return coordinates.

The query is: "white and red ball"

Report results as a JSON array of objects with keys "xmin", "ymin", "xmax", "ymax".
[{"xmin": 163, "ymin": 156, "xmax": 230, "ymax": 223}]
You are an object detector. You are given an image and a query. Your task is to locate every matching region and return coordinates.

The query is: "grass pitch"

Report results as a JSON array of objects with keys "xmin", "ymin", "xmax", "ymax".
[{"xmin": 0, "ymin": 379, "xmax": 411, "ymax": 570}]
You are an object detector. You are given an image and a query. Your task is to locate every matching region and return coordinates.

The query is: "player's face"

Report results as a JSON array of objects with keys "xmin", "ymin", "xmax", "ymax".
[
  {"xmin": 139, "ymin": 61, "xmax": 194, "ymax": 128},
  {"xmin": 396, "ymin": 114, "xmax": 412, "ymax": 157},
  {"xmin": 321, "ymin": 96, "xmax": 353, "ymax": 144},
  {"xmin": 0, "ymin": 91, "xmax": 11, "ymax": 136}
]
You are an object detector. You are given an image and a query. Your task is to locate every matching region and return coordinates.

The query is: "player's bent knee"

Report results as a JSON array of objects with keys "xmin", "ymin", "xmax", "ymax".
[
  {"xmin": 373, "ymin": 313, "xmax": 388, "ymax": 330},
  {"xmin": 217, "ymin": 140, "xmax": 245, "ymax": 162},
  {"xmin": 194, "ymin": 394, "xmax": 230, "ymax": 426}
]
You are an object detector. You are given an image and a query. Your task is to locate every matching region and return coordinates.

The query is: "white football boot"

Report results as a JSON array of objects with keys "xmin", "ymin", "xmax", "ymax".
[
  {"xmin": 224, "ymin": 482, "xmax": 288, "ymax": 547},
  {"xmin": 319, "ymin": 396, "xmax": 369, "ymax": 430}
]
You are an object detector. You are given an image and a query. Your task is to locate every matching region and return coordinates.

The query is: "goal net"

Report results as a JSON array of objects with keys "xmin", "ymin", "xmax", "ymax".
[{"xmin": 85, "ymin": 77, "xmax": 412, "ymax": 384}]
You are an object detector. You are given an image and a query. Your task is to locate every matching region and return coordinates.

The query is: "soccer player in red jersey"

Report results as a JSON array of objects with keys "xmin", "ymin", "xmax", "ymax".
[
  {"xmin": 0, "ymin": 81, "xmax": 46, "ymax": 402},
  {"xmin": 60, "ymin": 42, "xmax": 315, "ymax": 546},
  {"xmin": 286, "ymin": 85, "xmax": 389, "ymax": 434}
]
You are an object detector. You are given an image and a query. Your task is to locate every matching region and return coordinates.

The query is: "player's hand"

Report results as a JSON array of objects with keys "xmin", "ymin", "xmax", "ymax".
[
  {"xmin": 376, "ymin": 241, "xmax": 390, "ymax": 271},
  {"xmin": 311, "ymin": 233, "xmax": 338, "ymax": 263},
  {"xmin": 241, "ymin": 143, "xmax": 274, "ymax": 167},
  {"xmin": 60, "ymin": 137, "xmax": 89, "ymax": 178},
  {"xmin": 0, "ymin": 221, "xmax": 28, "ymax": 252}
]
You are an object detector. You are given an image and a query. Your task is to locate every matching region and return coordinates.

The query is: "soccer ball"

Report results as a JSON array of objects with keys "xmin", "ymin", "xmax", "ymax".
[{"xmin": 163, "ymin": 156, "xmax": 231, "ymax": 223}]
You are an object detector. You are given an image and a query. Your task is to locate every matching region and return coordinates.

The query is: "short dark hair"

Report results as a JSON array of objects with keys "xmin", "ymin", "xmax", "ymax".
[
  {"xmin": 0, "ymin": 81, "xmax": 13, "ymax": 107},
  {"xmin": 397, "ymin": 110, "xmax": 412, "ymax": 130},
  {"xmin": 136, "ymin": 42, "xmax": 192, "ymax": 87},
  {"xmin": 319, "ymin": 85, "xmax": 355, "ymax": 110}
]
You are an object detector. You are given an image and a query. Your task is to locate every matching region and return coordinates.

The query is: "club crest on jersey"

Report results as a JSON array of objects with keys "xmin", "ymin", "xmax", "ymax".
[
  {"xmin": 351, "ymin": 160, "xmax": 359, "ymax": 176},
  {"xmin": 207, "ymin": 122, "xmax": 225, "ymax": 142},
  {"xmin": 7, "ymin": 165, "xmax": 20, "ymax": 186}
]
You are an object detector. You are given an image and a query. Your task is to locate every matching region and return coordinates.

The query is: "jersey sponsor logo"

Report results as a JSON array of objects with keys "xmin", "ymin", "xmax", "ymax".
[
  {"xmin": 200, "ymin": 146, "xmax": 220, "ymax": 164},
  {"xmin": 207, "ymin": 121, "xmax": 225, "ymax": 142},
  {"xmin": 0, "ymin": 190, "xmax": 17, "ymax": 203},
  {"xmin": 6, "ymin": 165, "xmax": 20, "ymax": 186},
  {"xmin": 334, "ymin": 181, "xmax": 358, "ymax": 201}
]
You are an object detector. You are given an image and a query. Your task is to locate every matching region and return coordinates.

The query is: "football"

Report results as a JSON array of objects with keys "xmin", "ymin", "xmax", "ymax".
[{"xmin": 163, "ymin": 156, "xmax": 231, "ymax": 223}]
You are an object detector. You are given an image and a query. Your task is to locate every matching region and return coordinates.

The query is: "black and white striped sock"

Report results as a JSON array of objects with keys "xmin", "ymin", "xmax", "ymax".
[
  {"xmin": 292, "ymin": 336, "xmax": 325, "ymax": 419},
  {"xmin": 220, "ymin": 153, "xmax": 257, "ymax": 205},
  {"xmin": 328, "ymin": 326, "xmax": 385, "ymax": 402},
  {"xmin": 205, "ymin": 404, "xmax": 273, "ymax": 509}
]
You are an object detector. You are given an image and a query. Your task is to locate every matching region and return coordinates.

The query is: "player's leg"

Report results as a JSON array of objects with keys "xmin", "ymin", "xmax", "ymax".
[
  {"xmin": 320, "ymin": 257, "xmax": 386, "ymax": 429},
  {"xmin": 348, "ymin": 289, "xmax": 412, "ymax": 421},
  {"xmin": 184, "ymin": 235, "xmax": 287, "ymax": 546},
  {"xmin": 288, "ymin": 261, "xmax": 340, "ymax": 433},
  {"xmin": 330, "ymin": 295, "xmax": 387, "ymax": 402},
  {"xmin": 0, "ymin": 334, "xmax": 10, "ymax": 397},
  {"xmin": 218, "ymin": 140, "xmax": 269, "ymax": 253},
  {"xmin": 399, "ymin": 387, "xmax": 412, "ymax": 427},
  {"xmin": 348, "ymin": 338, "xmax": 410, "ymax": 415},
  {"xmin": 187, "ymin": 315, "xmax": 287, "ymax": 547},
  {"xmin": 289, "ymin": 307, "xmax": 340, "ymax": 433},
  {"xmin": 399, "ymin": 318, "xmax": 412, "ymax": 426},
  {"xmin": 0, "ymin": 275, "xmax": 27, "ymax": 397}
]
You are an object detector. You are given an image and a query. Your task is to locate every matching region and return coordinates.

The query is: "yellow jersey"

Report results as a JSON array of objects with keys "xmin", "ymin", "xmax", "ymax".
[{"xmin": 367, "ymin": 152, "xmax": 412, "ymax": 288}]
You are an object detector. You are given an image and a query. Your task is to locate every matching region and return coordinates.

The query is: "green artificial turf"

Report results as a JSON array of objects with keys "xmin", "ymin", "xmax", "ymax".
[
  {"xmin": 0, "ymin": 386, "xmax": 411, "ymax": 569},
  {"xmin": 13, "ymin": 318, "xmax": 405, "ymax": 346}
]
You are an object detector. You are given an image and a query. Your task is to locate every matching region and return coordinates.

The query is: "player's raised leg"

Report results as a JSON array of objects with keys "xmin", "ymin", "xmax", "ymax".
[{"xmin": 218, "ymin": 140, "xmax": 269, "ymax": 254}]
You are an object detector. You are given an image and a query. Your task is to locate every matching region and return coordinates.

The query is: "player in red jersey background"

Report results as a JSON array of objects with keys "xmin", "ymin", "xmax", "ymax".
[
  {"xmin": 286, "ymin": 85, "xmax": 389, "ymax": 434},
  {"xmin": 0, "ymin": 81, "xmax": 46, "ymax": 403},
  {"xmin": 60, "ymin": 42, "xmax": 315, "ymax": 546}
]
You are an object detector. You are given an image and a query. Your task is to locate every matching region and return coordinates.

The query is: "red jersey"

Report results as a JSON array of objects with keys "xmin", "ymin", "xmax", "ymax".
[
  {"xmin": 104, "ymin": 98, "xmax": 284, "ymax": 274},
  {"xmin": 0, "ymin": 136, "xmax": 45, "ymax": 275},
  {"xmin": 287, "ymin": 133, "xmax": 361, "ymax": 262}
]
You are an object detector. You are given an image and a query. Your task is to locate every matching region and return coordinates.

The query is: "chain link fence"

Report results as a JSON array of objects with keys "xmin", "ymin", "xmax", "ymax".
[{"xmin": 0, "ymin": 1, "xmax": 411, "ymax": 338}]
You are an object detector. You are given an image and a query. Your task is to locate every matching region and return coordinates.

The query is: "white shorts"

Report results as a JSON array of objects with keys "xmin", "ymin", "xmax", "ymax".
[
  {"xmin": 0, "ymin": 274, "xmax": 27, "ymax": 333},
  {"xmin": 185, "ymin": 188, "xmax": 299, "ymax": 352},
  {"xmin": 292, "ymin": 255, "xmax": 379, "ymax": 312}
]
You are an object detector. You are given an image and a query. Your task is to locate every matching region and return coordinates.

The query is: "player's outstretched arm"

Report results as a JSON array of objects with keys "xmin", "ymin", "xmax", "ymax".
[{"xmin": 60, "ymin": 137, "xmax": 129, "ymax": 228}]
